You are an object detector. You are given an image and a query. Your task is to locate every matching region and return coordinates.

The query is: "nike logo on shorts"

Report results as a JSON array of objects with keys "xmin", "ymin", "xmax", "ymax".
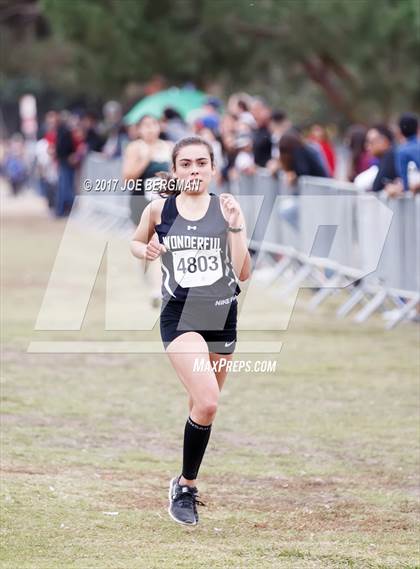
[{"xmin": 224, "ymin": 340, "xmax": 235, "ymax": 347}]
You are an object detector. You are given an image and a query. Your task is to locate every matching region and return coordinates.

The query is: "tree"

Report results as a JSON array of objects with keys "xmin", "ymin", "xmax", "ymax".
[{"xmin": 2, "ymin": 0, "xmax": 419, "ymax": 123}]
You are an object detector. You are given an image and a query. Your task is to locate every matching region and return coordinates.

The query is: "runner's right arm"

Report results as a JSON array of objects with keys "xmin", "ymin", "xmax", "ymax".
[
  {"xmin": 130, "ymin": 201, "xmax": 166, "ymax": 261},
  {"xmin": 122, "ymin": 140, "xmax": 152, "ymax": 181}
]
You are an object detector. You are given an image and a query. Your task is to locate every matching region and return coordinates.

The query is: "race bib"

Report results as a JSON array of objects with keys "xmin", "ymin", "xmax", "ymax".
[{"xmin": 172, "ymin": 249, "xmax": 223, "ymax": 288}]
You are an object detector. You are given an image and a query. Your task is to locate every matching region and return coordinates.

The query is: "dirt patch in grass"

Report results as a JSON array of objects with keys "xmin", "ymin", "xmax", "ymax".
[{"xmin": 0, "ymin": 465, "xmax": 56, "ymax": 476}]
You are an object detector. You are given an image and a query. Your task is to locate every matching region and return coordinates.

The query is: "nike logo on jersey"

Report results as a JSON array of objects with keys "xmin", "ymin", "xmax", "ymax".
[
  {"xmin": 187, "ymin": 225, "xmax": 197, "ymax": 230},
  {"xmin": 224, "ymin": 340, "xmax": 235, "ymax": 347}
]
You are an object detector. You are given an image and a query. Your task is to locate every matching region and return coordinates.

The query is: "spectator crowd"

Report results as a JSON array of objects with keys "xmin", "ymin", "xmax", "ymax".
[{"xmin": 1, "ymin": 90, "xmax": 419, "ymax": 220}]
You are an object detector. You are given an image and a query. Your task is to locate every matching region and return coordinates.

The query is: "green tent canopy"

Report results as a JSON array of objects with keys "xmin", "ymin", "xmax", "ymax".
[{"xmin": 124, "ymin": 87, "xmax": 207, "ymax": 125}]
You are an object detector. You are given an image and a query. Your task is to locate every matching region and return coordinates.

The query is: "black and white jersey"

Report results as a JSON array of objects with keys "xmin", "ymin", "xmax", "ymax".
[{"xmin": 155, "ymin": 192, "xmax": 241, "ymax": 302}]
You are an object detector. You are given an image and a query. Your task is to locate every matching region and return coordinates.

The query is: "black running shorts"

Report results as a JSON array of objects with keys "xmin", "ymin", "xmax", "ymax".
[{"xmin": 160, "ymin": 297, "xmax": 238, "ymax": 355}]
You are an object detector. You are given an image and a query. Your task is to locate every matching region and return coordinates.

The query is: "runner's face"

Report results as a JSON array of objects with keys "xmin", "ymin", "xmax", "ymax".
[
  {"xmin": 173, "ymin": 144, "xmax": 214, "ymax": 193},
  {"xmin": 138, "ymin": 116, "xmax": 160, "ymax": 142}
]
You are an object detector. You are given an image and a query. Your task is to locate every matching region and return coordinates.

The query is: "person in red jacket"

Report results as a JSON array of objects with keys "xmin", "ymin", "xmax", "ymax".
[{"xmin": 308, "ymin": 124, "xmax": 336, "ymax": 177}]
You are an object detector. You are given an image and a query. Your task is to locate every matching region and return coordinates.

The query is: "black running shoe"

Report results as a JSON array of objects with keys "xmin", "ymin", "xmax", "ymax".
[{"xmin": 168, "ymin": 476, "xmax": 205, "ymax": 525}]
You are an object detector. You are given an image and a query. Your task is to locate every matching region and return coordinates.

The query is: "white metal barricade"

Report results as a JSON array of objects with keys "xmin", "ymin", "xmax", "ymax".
[{"xmin": 72, "ymin": 158, "xmax": 419, "ymax": 329}]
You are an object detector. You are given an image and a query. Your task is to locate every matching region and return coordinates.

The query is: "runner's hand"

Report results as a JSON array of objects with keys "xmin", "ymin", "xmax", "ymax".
[
  {"xmin": 145, "ymin": 234, "xmax": 167, "ymax": 260},
  {"xmin": 220, "ymin": 193, "xmax": 241, "ymax": 226}
]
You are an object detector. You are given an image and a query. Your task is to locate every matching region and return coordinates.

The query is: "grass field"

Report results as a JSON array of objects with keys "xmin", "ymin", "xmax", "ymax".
[{"xmin": 1, "ymin": 191, "xmax": 419, "ymax": 569}]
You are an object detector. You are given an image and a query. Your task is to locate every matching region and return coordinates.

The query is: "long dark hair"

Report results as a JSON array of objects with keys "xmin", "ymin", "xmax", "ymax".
[
  {"xmin": 345, "ymin": 124, "xmax": 367, "ymax": 181},
  {"xmin": 156, "ymin": 135, "xmax": 215, "ymax": 197},
  {"xmin": 279, "ymin": 130, "xmax": 304, "ymax": 172}
]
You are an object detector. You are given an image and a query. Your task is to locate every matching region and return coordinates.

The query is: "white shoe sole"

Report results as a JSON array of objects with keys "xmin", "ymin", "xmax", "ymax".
[{"xmin": 167, "ymin": 477, "xmax": 197, "ymax": 526}]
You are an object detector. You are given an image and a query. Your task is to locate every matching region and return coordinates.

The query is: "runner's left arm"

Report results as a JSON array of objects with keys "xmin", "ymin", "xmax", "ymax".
[{"xmin": 220, "ymin": 194, "xmax": 252, "ymax": 281}]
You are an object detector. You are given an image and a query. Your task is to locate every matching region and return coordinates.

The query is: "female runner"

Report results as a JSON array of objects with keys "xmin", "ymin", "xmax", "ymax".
[
  {"xmin": 123, "ymin": 114, "xmax": 172, "ymax": 307},
  {"xmin": 130, "ymin": 136, "xmax": 251, "ymax": 525},
  {"xmin": 122, "ymin": 114, "xmax": 172, "ymax": 225}
]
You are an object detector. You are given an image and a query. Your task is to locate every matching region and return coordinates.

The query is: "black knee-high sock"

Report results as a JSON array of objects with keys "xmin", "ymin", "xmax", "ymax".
[{"xmin": 182, "ymin": 416, "xmax": 212, "ymax": 481}]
